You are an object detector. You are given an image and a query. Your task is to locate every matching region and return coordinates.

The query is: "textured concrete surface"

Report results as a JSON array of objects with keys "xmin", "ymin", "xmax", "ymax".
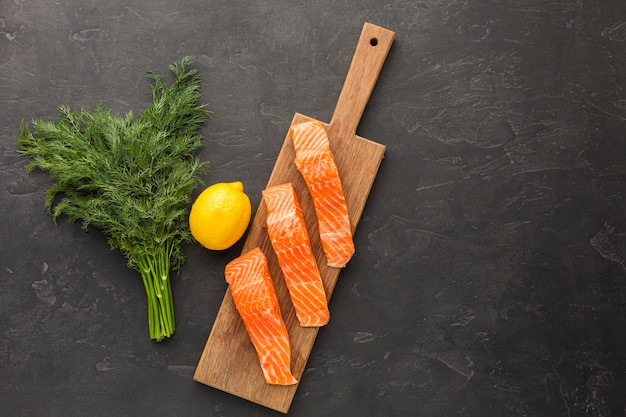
[{"xmin": 1, "ymin": 0, "xmax": 626, "ymax": 416}]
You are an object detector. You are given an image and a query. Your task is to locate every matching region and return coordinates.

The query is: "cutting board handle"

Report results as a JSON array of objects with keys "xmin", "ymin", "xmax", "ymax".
[{"xmin": 329, "ymin": 22, "xmax": 395, "ymax": 140}]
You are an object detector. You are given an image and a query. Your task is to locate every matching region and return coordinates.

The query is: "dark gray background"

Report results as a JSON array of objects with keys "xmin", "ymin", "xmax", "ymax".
[{"xmin": 2, "ymin": 0, "xmax": 626, "ymax": 416}]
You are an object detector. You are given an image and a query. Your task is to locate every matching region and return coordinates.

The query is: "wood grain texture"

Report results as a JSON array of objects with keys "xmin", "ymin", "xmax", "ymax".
[{"xmin": 193, "ymin": 22, "xmax": 395, "ymax": 413}]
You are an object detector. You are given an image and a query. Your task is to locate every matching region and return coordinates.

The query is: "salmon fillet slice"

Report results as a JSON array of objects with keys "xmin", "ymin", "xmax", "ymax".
[
  {"xmin": 224, "ymin": 248, "xmax": 297, "ymax": 385},
  {"xmin": 289, "ymin": 120, "xmax": 355, "ymax": 268},
  {"xmin": 262, "ymin": 183, "xmax": 330, "ymax": 327}
]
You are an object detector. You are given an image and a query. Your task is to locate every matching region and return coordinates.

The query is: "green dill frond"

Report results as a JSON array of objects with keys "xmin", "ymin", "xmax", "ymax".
[{"xmin": 16, "ymin": 55, "xmax": 209, "ymax": 274}]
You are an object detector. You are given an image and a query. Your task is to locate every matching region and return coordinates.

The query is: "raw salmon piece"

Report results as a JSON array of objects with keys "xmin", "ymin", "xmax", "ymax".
[
  {"xmin": 262, "ymin": 183, "xmax": 330, "ymax": 327},
  {"xmin": 289, "ymin": 120, "xmax": 355, "ymax": 268},
  {"xmin": 224, "ymin": 248, "xmax": 297, "ymax": 385}
]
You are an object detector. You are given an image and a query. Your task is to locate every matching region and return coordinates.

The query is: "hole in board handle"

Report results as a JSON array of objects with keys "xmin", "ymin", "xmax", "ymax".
[{"xmin": 370, "ymin": 37, "xmax": 378, "ymax": 46}]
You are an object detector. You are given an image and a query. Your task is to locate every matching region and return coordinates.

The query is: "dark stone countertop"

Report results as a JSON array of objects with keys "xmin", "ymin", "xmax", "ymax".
[{"xmin": 1, "ymin": 1, "xmax": 625, "ymax": 416}]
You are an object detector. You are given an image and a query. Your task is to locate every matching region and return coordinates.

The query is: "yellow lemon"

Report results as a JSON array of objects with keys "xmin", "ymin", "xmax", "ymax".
[{"xmin": 189, "ymin": 181, "xmax": 252, "ymax": 250}]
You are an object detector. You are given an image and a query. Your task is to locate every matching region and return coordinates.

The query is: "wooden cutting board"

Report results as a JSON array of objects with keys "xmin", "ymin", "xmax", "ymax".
[{"xmin": 193, "ymin": 22, "xmax": 395, "ymax": 413}]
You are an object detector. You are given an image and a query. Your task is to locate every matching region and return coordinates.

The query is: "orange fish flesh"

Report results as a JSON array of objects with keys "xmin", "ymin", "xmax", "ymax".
[
  {"xmin": 289, "ymin": 120, "xmax": 355, "ymax": 268},
  {"xmin": 262, "ymin": 183, "xmax": 330, "ymax": 327},
  {"xmin": 224, "ymin": 247, "xmax": 297, "ymax": 385}
]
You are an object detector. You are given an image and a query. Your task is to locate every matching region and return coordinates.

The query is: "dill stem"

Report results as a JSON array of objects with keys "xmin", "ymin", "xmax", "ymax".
[{"xmin": 138, "ymin": 246, "xmax": 175, "ymax": 341}]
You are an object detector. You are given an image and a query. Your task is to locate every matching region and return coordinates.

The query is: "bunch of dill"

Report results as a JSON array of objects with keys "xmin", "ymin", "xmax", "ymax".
[{"xmin": 16, "ymin": 56, "xmax": 210, "ymax": 341}]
